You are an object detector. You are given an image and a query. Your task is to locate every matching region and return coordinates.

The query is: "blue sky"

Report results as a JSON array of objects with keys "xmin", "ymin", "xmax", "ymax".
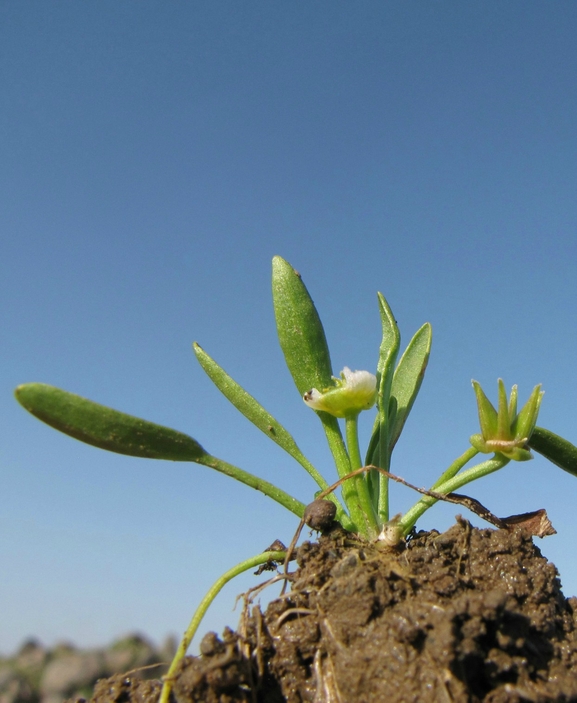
[{"xmin": 1, "ymin": 2, "xmax": 576, "ymax": 655}]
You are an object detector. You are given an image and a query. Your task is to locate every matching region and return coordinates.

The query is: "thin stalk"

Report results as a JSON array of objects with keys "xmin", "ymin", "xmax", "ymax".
[
  {"xmin": 377, "ymin": 417, "xmax": 391, "ymax": 524},
  {"xmin": 196, "ymin": 454, "xmax": 306, "ymax": 518},
  {"xmin": 431, "ymin": 446, "xmax": 479, "ymax": 489},
  {"xmin": 346, "ymin": 414, "xmax": 378, "ymax": 535},
  {"xmin": 319, "ymin": 413, "xmax": 365, "ymax": 532},
  {"xmin": 159, "ymin": 550, "xmax": 286, "ymax": 703},
  {"xmin": 399, "ymin": 454, "xmax": 510, "ymax": 535}
]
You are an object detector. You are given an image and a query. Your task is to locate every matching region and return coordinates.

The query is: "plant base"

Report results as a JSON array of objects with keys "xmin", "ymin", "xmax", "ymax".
[{"xmin": 75, "ymin": 519, "xmax": 577, "ymax": 702}]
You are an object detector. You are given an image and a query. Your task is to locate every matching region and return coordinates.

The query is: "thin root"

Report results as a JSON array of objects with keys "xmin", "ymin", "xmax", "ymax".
[{"xmin": 274, "ymin": 607, "xmax": 315, "ymax": 630}]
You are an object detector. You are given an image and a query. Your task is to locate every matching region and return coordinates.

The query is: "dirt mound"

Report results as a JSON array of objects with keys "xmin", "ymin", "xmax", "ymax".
[{"xmin": 80, "ymin": 519, "xmax": 577, "ymax": 702}]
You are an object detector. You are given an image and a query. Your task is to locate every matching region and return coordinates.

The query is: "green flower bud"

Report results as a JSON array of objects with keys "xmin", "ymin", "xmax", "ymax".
[
  {"xmin": 303, "ymin": 367, "xmax": 377, "ymax": 419},
  {"xmin": 470, "ymin": 379, "xmax": 544, "ymax": 461}
]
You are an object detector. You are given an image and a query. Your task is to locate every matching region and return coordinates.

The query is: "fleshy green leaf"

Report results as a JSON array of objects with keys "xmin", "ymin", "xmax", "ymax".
[
  {"xmin": 366, "ymin": 293, "xmax": 400, "ymax": 522},
  {"xmin": 271, "ymin": 256, "xmax": 333, "ymax": 396},
  {"xmin": 271, "ymin": 256, "xmax": 348, "ymax": 479},
  {"xmin": 15, "ymin": 383, "xmax": 207, "ymax": 461},
  {"xmin": 193, "ymin": 342, "xmax": 330, "ymax": 491},
  {"xmin": 271, "ymin": 256, "xmax": 361, "ymax": 527},
  {"xmin": 16, "ymin": 383, "xmax": 307, "ymax": 516},
  {"xmin": 388, "ymin": 323, "xmax": 432, "ymax": 450},
  {"xmin": 374, "ymin": 293, "xmax": 400, "ymax": 453},
  {"xmin": 375, "ymin": 292, "xmax": 401, "ymax": 412},
  {"xmin": 529, "ymin": 426, "xmax": 577, "ymax": 477}
]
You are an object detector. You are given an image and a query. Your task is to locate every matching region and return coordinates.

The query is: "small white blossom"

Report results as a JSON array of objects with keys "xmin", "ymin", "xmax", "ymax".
[{"xmin": 303, "ymin": 367, "xmax": 377, "ymax": 418}]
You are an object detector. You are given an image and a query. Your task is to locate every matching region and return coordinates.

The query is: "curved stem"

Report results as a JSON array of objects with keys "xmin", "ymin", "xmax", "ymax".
[
  {"xmin": 345, "ymin": 414, "xmax": 378, "ymax": 536},
  {"xmin": 159, "ymin": 549, "xmax": 286, "ymax": 703},
  {"xmin": 431, "ymin": 446, "xmax": 479, "ymax": 489},
  {"xmin": 196, "ymin": 454, "xmax": 306, "ymax": 517},
  {"xmin": 399, "ymin": 454, "xmax": 510, "ymax": 535}
]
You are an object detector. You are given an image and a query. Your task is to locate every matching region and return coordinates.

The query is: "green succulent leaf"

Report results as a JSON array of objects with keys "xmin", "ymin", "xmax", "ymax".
[
  {"xmin": 271, "ymin": 255, "xmax": 333, "ymax": 396},
  {"xmin": 16, "ymin": 383, "xmax": 307, "ymax": 516},
  {"xmin": 15, "ymin": 383, "xmax": 207, "ymax": 461},
  {"xmin": 529, "ymin": 426, "xmax": 577, "ymax": 477},
  {"xmin": 364, "ymin": 293, "xmax": 401, "ymax": 521},
  {"xmin": 375, "ymin": 292, "xmax": 401, "ymax": 413},
  {"xmin": 374, "ymin": 293, "xmax": 400, "ymax": 449},
  {"xmin": 271, "ymin": 256, "xmax": 361, "ymax": 527},
  {"xmin": 388, "ymin": 322, "xmax": 432, "ymax": 451}
]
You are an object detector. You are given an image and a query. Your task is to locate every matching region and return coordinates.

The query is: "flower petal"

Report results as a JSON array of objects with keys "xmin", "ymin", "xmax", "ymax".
[{"xmin": 303, "ymin": 368, "xmax": 377, "ymax": 418}]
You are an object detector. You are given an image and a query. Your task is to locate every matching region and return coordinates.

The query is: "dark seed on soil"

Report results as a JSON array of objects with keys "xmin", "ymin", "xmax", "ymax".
[{"xmin": 303, "ymin": 499, "xmax": 337, "ymax": 531}]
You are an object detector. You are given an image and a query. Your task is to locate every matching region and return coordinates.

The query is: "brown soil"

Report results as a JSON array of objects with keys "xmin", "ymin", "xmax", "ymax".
[{"xmin": 78, "ymin": 518, "xmax": 577, "ymax": 703}]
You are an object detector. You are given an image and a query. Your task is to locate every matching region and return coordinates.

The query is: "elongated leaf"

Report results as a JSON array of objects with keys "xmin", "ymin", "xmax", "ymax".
[
  {"xmin": 193, "ymin": 342, "xmax": 329, "ymax": 490},
  {"xmin": 15, "ymin": 383, "xmax": 206, "ymax": 461},
  {"xmin": 388, "ymin": 322, "xmax": 432, "ymax": 450},
  {"xmin": 529, "ymin": 426, "xmax": 577, "ymax": 477},
  {"xmin": 365, "ymin": 397, "xmax": 398, "ymax": 466},
  {"xmin": 365, "ymin": 293, "xmax": 401, "ymax": 521},
  {"xmin": 16, "ymin": 384, "xmax": 308, "ymax": 517},
  {"xmin": 271, "ymin": 256, "xmax": 333, "ymax": 395},
  {"xmin": 367, "ymin": 293, "xmax": 400, "ymax": 462},
  {"xmin": 271, "ymin": 257, "xmax": 360, "ymax": 523},
  {"xmin": 375, "ymin": 292, "xmax": 401, "ymax": 406}
]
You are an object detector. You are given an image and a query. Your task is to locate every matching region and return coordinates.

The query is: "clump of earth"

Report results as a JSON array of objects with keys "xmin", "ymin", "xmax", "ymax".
[{"xmin": 76, "ymin": 518, "xmax": 577, "ymax": 703}]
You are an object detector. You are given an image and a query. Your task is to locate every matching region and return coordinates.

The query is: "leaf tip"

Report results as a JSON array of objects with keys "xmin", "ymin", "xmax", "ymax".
[{"xmin": 14, "ymin": 382, "xmax": 38, "ymax": 406}]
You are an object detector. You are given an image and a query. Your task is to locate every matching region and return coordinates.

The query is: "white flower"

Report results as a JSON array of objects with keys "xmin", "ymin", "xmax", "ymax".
[{"xmin": 303, "ymin": 367, "xmax": 377, "ymax": 418}]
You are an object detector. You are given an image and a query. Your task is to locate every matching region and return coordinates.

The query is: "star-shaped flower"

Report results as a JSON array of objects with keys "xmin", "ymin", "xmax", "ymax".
[{"xmin": 470, "ymin": 379, "xmax": 544, "ymax": 461}]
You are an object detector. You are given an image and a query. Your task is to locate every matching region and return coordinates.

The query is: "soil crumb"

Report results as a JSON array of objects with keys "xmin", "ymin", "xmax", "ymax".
[{"xmin": 80, "ymin": 519, "xmax": 577, "ymax": 702}]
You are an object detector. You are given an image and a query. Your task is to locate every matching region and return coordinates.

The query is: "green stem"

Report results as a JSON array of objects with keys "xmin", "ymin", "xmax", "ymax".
[
  {"xmin": 345, "ymin": 414, "xmax": 363, "ymax": 470},
  {"xmin": 346, "ymin": 414, "xmax": 378, "ymax": 536},
  {"xmin": 431, "ymin": 446, "xmax": 479, "ymax": 489},
  {"xmin": 197, "ymin": 454, "xmax": 306, "ymax": 518},
  {"xmin": 377, "ymin": 416, "xmax": 391, "ymax": 525},
  {"xmin": 159, "ymin": 550, "xmax": 286, "ymax": 703},
  {"xmin": 399, "ymin": 454, "xmax": 510, "ymax": 535},
  {"xmin": 319, "ymin": 413, "xmax": 365, "ymax": 531}
]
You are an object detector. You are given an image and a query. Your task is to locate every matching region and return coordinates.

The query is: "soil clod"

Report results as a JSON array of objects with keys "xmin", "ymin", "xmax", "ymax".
[{"xmin": 80, "ymin": 520, "xmax": 577, "ymax": 702}]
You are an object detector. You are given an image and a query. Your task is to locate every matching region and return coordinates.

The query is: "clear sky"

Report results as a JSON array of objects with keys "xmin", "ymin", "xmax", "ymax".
[{"xmin": 1, "ymin": 2, "xmax": 576, "ymax": 655}]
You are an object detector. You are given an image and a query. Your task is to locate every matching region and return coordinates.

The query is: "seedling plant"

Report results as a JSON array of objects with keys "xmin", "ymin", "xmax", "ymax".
[{"xmin": 15, "ymin": 256, "xmax": 577, "ymax": 698}]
